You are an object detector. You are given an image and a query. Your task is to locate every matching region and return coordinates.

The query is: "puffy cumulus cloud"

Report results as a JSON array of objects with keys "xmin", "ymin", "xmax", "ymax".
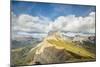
[
  {"xmin": 49, "ymin": 12, "xmax": 95, "ymax": 33},
  {"xmin": 49, "ymin": 15, "xmax": 75, "ymax": 31},
  {"xmin": 12, "ymin": 11, "xmax": 95, "ymax": 37},
  {"xmin": 11, "ymin": 14, "xmax": 50, "ymax": 33}
]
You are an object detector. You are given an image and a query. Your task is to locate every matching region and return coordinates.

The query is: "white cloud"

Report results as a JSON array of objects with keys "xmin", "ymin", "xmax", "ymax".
[
  {"xmin": 12, "ymin": 12, "xmax": 95, "ymax": 38},
  {"xmin": 12, "ymin": 14, "xmax": 50, "ymax": 33},
  {"xmin": 49, "ymin": 12, "xmax": 95, "ymax": 33}
]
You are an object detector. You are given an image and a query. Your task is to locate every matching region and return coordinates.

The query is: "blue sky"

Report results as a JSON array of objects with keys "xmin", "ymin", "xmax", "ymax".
[
  {"xmin": 11, "ymin": 1, "xmax": 95, "ymax": 20},
  {"xmin": 11, "ymin": 1, "xmax": 96, "ymax": 38}
]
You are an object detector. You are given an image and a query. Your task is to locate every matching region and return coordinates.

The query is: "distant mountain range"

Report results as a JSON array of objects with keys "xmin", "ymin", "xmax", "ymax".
[{"xmin": 12, "ymin": 31, "xmax": 95, "ymax": 41}]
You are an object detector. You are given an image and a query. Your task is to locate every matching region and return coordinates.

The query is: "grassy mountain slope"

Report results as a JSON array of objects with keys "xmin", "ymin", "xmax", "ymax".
[{"xmin": 47, "ymin": 36, "xmax": 95, "ymax": 58}]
